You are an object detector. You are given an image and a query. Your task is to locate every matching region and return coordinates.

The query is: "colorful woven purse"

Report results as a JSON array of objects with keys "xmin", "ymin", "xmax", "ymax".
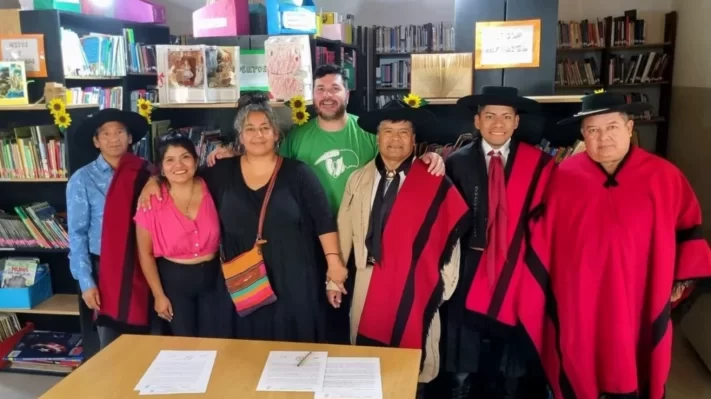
[{"xmin": 221, "ymin": 156, "xmax": 282, "ymax": 317}]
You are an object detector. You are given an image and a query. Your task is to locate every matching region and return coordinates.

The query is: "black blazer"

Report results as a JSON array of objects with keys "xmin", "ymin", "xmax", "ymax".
[{"xmin": 445, "ymin": 137, "xmax": 520, "ymax": 250}]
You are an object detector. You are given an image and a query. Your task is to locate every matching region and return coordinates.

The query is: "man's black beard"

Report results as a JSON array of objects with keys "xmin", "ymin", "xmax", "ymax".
[{"xmin": 316, "ymin": 103, "xmax": 347, "ymax": 121}]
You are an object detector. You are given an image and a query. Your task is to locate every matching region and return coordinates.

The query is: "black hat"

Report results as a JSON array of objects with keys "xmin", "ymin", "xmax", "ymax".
[
  {"xmin": 358, "ymin": 100, "xmax": 436, "ymax": 134},
  {"xmin": 76, "ymin": 108, "xmax": 149, "ymax": 151},
  {"xmin": 558, "ymin": 91, "xmax": 653, "ymax": 125},
  {"xmin": 457, "ymin": 86, "xmax": 540, "ymax": 114}
]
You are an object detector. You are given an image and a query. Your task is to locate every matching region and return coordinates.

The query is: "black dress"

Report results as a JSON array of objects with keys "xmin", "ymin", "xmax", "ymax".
[{"xmin": 201, "ymin": 157, "xmax": 335, "ymax": 343}]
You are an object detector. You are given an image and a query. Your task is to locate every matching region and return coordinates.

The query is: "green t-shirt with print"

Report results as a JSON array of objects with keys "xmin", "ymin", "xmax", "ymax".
[{"xmin": 280, "ymin": 114, "xmax": 378, "ymax": 212}]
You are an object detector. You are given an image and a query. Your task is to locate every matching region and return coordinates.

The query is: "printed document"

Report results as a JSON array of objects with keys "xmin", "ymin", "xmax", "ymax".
[
  {"xmin": 134, "ymin": 350, "xmax": 217, "ymax": 395},
  {"xmin": 314, "ymin": 357, "xmax": 383, "ymax": 399},
  {"xmin": 256, "ymin": 351, "xmax": 328, "ymax": 392}
]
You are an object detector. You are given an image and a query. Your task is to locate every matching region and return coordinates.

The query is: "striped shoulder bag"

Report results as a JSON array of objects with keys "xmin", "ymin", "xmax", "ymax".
[{"xmin": 221, "ymin": 156, "xmax": 282, "ymax": 317}]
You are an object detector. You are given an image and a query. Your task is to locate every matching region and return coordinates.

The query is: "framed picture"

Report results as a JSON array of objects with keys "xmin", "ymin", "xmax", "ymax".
[
  {"xmin": 475, "ymin": 19, "xmax": 541, "ymax": 69},
  {"xmin": 0, "ymin": 34, "xmax": 47, "ymax": 78}
]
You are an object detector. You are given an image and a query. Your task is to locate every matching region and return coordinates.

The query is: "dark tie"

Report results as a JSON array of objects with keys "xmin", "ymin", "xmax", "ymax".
[{"xmin": 487, "ymin": 150, "xmax": 507, "ymax": 287}]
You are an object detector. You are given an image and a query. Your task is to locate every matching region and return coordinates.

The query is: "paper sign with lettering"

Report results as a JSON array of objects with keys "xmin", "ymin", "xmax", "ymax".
[
  {"xmin": 475, "ymin": 19, "xmax": 541, "ymax": 69},
  {"xmin": 0, "ymin": 34, "xmax": 47, "ymax": 78},
  {"xmin": 240, "ymin": 49, "xmax": 269, "ymax": 92}
]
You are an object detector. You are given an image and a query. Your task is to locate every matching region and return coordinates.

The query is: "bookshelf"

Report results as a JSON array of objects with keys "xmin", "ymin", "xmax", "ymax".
[
  {"xmin": 554, "ymin": 11, "xmax": 678, "ymax": 156},
  {"xmin": 0, "ymin": 104, "xmax": 97, "ymax": 375},
  {"xmin": 0, "ymin": 10, "xmax": 170, "ymax": 373},
  {"xmin": 18, "ymin": 9, "xmax": 170, "ymax": 112}
]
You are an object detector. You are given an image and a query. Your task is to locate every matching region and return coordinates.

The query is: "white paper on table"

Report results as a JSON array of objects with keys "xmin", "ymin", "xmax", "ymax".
[
  {"xmin": 256, "ymin": 351, "xmax": 328, "ymax": 392},
  {"xmin": 314, "ymin": 357, "xmax": 383, "ymax": 399},
  {"xmin": 134, "ymin": 350, "xmax": 217, "ymax": 395}
]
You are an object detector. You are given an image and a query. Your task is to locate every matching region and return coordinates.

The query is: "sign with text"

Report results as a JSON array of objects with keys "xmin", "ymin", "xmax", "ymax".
[
  {"xmin": 239, "ymin": 49, "xmax": 269, "ymax": 92},
  {"xmin": 475, "ymin": 19, "xmax": 541, "ymax": 69},
  {"xmin": 0, "ymin": 34, "xmax": 47, "ymax": 78}
]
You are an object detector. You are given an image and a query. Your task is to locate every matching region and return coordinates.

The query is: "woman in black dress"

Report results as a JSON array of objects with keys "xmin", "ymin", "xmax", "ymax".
[{"xmin": 138, "ymin": 94, "xmax": 345, "ymax": 343}]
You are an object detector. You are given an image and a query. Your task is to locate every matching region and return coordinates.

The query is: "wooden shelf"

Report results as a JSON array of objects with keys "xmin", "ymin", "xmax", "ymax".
[
  {"xmin": 609, "ymin": 43, "xmax": 672, "ymax": 50},
  {"xmin": 557, "ymin": 47, "xmax": 605, "ymax": 52},
  {"xmin": 0, "ymin": 247, "xmax": 69, "ymax": 253},
  {"xmin": 608, "ymin": 81, "xmax": 669, "ymax": 88},
  {"xmin": 156, "ymin": 100, "xmax": 307, "ymax": 109},
  {"xmin": 0, "ymin": 104, "xmax": 98, "ymax": 111},
  {"xmin": 425, "ymin": 95, "xmax": 584, "ymax": 106},
  {"xmin": 376, "ymin": 51, "xmax": 456, "ymax": 56},
  {"xmin": 0, "ymin": 294, "xmax": 80, "ymax": 316},
  {"xmin": 376, "ymin": 86, "xmax": 410, "ymax": 91},
  {"xmin": 0, "ymin": 178, "xmax": 67, "ymax": 183},
  {"xmin": 556, "ymin": 84, "xmax": 603, "ymax": 89},
  {"xmin": 65, "ymin": 75, "xmax": 124, "ymax": 80}
]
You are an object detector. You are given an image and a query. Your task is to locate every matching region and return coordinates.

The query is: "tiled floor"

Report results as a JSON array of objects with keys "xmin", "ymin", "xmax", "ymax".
[{"xmin": 0, "ymin": 332, "xmax": 709, "ymax": 399}]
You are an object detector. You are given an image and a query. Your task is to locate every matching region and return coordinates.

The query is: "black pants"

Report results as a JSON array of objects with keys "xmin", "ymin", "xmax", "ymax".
[{"xmin": 158, "ymin": 257, "xmax": 221, "ymax": 337}]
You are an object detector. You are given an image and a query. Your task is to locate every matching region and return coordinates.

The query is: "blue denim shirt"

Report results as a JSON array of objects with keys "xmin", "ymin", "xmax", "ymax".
[{"xmin": 66, "ymin": 154, "xmax": 114, "ymax": 292}]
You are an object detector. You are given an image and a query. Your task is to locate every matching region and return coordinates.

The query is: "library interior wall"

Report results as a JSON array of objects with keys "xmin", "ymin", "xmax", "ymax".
[{"xmin": 668, "ymin": 0, "xmax": 711, "ymax": 240}]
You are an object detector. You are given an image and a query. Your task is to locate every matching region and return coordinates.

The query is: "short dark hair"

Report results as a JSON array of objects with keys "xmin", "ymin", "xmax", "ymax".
[
  {"xmin": 156, "ymin": 132, "xmax": 199, "ymax": 186},
  {"xmin": 314, "ymin": 64, "xmax": 347, "ymax": 83}
]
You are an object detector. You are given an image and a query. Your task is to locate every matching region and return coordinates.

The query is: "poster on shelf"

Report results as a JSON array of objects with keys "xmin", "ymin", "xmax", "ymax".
[
  {"xmin": 0, "ymin": 61, "xmax": 29, "ymax": 106},
  {"xmin": 475, "ymin": 19, "xmax": 541, "ymax": 69},
  {"xmin": 264, "ymin": 35, "xmax": 312, "ymax": 101},
  {"xmin": 239, "ymin": 49, "xmax": 269, "ymax": 92},
  {"xmin": 0, "ymin": 34, "xmax": 47, "ymax": 78}
]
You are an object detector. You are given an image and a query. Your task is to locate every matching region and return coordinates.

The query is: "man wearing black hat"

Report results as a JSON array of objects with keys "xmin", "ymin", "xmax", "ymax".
[
  {"xmin": 326, "ymin": 100, "xmax": 468, "ymax": 399},
  {"xmin": 442, "ymin": 86, "xmax": 555, "ymax": 399},
  {"xmin": 66, "ymin": 108, "xmax": 153, "ymax": 350},
  {"xmin": 520, "ymin": 92, "xmax": 711, "ymax": 399}
]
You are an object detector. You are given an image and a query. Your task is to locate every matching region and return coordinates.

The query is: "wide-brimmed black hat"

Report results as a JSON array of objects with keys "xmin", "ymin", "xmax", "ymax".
[
  {"xmin": 558, "ymin": 92, "xmax": 653, "ymax": 125},
  {"xmin": 76, "ymin": 108, "xmax": 149, "ymax": 150},
  {"xmin": 457, "ymin": 86, "xmax": 540, "ymax": 114},
  {"xmin": 358, "ymin": 100, "xmax": 436, "ymax": 134}
]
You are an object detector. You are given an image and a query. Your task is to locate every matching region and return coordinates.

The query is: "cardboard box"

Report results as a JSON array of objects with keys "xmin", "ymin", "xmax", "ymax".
[
  {"xmin": 193, "ymin": 0, "xmax": 250, "ymax": 38},
  {"xmin": 0, "ymin": 269, "xmax": 52, "ymax": 310},
  {"xmin": 80, "ymin": 0, "xmax": 166, "ymax": 24},
  {"xmin": 22, "ymin": 0, "xmax": 81, "ymax": 13},
  {"xmin": 266, "ymin": 0, "xmax": 317, "ymax": 35}
]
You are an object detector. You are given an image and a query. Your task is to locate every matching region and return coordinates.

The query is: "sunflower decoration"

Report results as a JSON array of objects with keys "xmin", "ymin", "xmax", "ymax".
[
  {"xmin": 288, "ymin": 95, "xmax": 307, "ymax": 110},
  {"xmin": 137, "ymin": 98, "xmax": 154, "ymax": 124},
  {"xmin": 403, "ymin": 93, "xmax": 429, "ymax": 108},
  {"xmin": 48, "ymin": 98, "xmax": 66, "ymax": 115},
  {"xmin": 47, "ymin": 97, "xmax": 71, "ymax": 132},
  {"xmin": 54, "ymin": 111, "xmax": 72, "ymax": 131},
  {"xmin": 287, "ymin": 95, "xmax": 310, "ymax": 126},
  {"xmin": 594, "ymin": 88, "xmax": 606, "ymax": 94},
  {"xmin": 292, "ymin": 108, "xmax": 310, "ymax": 126}
]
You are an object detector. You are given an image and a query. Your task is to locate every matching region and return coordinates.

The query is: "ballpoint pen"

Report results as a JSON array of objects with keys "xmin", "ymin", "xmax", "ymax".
[{"xmin": 297, "ymin": 351, "xmax": 312, "ymax": 367}]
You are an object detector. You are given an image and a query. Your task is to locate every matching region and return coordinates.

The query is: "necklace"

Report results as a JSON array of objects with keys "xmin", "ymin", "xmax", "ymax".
[{"xmin": 171, "ymin": 180, "xmax": 195, "ymax": 217}]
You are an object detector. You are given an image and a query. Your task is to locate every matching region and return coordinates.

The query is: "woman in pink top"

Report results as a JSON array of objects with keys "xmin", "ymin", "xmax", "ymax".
[{"xmin": 134, "ymin": 133, "xmax": 222, "ymax": 337}]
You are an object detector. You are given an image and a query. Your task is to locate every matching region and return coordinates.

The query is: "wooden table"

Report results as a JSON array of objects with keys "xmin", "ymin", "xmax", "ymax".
[{"xmin": 40, "ymin": 335, "xmax": 422, "ymax": 398}]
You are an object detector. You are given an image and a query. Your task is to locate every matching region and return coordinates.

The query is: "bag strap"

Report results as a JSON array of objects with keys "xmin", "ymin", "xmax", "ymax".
[{"xmin": 256, "ymin": 156, "xmax": 283, "ymax": 242}]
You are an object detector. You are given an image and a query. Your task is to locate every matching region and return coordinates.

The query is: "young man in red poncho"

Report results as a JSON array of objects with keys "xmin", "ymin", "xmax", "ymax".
[
  {"xmin": 67, "ymin": 109, "xmax": 154, "ymax": 350},
  {"xmin": 520, "ymin": 91, "xmax": 711, "ymax": 399},
  {"xmin": 326, "ymin": 100, "xmax": 468, "ymax": 399},
  {"xmin": 442, "ymin": 86, "xmax": 556, "ymax": 399}
]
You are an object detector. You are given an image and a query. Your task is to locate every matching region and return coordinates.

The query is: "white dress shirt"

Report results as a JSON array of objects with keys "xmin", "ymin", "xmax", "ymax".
[{"xmin": 482, "ymin": 138, "xmax": 512, "ymax": 171}]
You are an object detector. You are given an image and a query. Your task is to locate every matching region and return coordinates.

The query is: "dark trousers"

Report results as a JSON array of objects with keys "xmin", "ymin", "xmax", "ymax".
[
  {"xmin": 448, "ymin": 336, "xmax": 548, "ymax": 399},
  {"xmin": 97, "ymin": 325, "xmax": 121, "ymax": 349},
  {"xmin": 158, "ymin": 257, "xmax": 221, "ymax": 337}
]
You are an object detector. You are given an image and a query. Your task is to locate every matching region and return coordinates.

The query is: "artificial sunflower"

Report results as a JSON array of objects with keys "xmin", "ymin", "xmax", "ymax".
[
  {"xmin": 292, "ymin": 109, "xmax": 310, "ymax": 126},
  {"xmin": 144, "ymin": 114, "xmax": 152, "ymax": 125},
  {"xmin": 288, "ymin": 95, "xmax": 307, "ymax": 111},
  {"xmin": 48, "ymin": 98, "xmax": 66, "ymax": 115},
  {"xmin": 137, "ymin": 98, "xmax": 154, "ymax": 117},
  {"xmin": 403, "ymin": 93, "xmax": 423, "ymax": 108},
  {"xmin": 54, "ymin": 111, "xmax": 72, "ymax": 130},
  {"xmin": 594, "ymin": 88, "xmax": 606, "ymax": 94}
]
